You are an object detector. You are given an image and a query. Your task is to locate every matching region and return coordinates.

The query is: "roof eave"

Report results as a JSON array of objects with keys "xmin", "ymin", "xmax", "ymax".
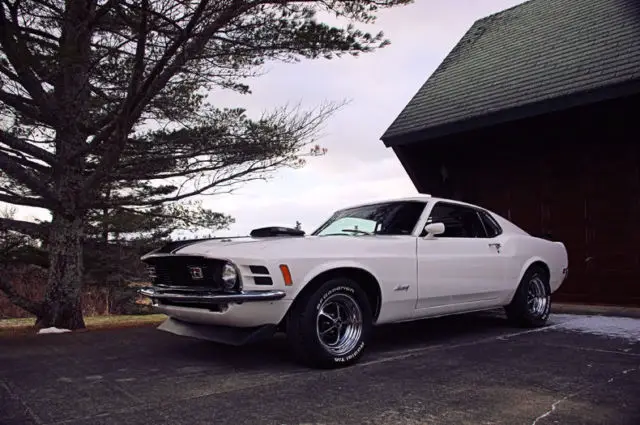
[{"xmin": 382, "ymin": 78, "xmax": 640, "ymax": 147}]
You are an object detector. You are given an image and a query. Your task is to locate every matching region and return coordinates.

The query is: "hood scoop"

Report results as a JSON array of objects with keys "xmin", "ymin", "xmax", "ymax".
[{"xmin": 250, "ymin": 226, "xmax": 305, "ymax": 238}]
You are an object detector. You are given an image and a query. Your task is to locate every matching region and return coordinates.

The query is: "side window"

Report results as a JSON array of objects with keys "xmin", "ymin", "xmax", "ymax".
[
  {"xmin": 479, "ymin": 210, "xmax": 502, "ymax": 237},
  {"xmin": 426, "ymin": 203, "xmax": 488, "ymax": 238},
  {"xmin": 380, "ymin": 201, "xmax": 427, "ymax": 235}
]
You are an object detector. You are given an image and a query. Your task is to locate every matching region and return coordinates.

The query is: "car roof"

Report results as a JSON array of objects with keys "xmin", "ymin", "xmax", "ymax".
[
  {"xmin": 330, "ymin": 194, "xmax": 529, "ymax": 236},
  {"xmin": 340, "ymin": 194, "xmax": 481, "ymax": 210}
]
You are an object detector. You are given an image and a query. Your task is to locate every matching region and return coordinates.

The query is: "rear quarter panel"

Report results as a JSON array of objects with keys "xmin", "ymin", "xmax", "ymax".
[{"xmin": 502, "ymin": 234, "xmax": 569, "ymax": 295}]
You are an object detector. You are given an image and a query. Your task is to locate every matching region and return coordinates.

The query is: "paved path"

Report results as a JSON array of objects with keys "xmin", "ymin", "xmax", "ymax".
[{"xmin": 1, "ymin": 312, "xmax": 639, "ymax": 425}]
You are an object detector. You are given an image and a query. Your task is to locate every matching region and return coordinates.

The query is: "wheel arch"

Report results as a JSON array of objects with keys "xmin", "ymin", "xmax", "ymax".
[
  {"xmin": 517, "ymin": 258, "xmax": 551, "ymax": 288},
  {"xmin": 286, "ymin": 263, "xmax": 383, "ymax": 323}
]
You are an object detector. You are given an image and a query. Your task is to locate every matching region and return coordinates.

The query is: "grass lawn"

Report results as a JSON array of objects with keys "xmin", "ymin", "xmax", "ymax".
[{"xmin": 0, "ymin": 314, "xmax": 167, "ymax": 337}]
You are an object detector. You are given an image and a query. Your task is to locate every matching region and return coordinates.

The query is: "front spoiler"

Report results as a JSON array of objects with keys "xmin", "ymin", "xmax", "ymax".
[{"xmin": 157, "ymin": 317, "xmax": 278, "ymax": 346}]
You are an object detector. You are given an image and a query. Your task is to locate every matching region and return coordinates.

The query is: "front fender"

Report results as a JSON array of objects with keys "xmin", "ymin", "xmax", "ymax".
[{"xmin": 291, "ymin": 260, "xmax": 381, "ymax": 300}]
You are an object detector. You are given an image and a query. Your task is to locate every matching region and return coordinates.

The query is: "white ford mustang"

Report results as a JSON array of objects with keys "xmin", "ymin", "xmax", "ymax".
[{"xmin": 139, "ymin": 195, "xmax": 568, "ymax": 368}]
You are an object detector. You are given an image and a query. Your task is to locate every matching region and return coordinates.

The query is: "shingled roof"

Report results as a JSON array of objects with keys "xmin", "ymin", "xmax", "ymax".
[{"xmin": 381, "ymin": 0, "xmax": 640, "ymax": 146}]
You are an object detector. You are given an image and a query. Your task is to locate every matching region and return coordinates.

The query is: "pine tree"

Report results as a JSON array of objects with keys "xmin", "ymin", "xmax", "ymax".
[{"xmin": 0, "ymin": 0, "xmax": 411, "ymax": 329}]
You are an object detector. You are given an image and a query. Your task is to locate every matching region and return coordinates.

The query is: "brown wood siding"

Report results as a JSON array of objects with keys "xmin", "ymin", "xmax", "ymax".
[{"xmin": 396, "ymin": 94, "xmax": 640, "ymax": 306}]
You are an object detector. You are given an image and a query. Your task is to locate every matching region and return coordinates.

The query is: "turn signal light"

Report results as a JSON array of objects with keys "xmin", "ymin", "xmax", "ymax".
[{"xmin": 279, "ymin": 264, "xmax": 293, "ymax": 286}]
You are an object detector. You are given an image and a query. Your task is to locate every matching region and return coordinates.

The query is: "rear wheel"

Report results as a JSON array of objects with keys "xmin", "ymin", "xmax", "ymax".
[
  {"xmin": 286, "ymin": 277, "xmax": 373, "ymax": 368},
  {"xmin": 505, "ymin": 265, "xmax": 551, "ymax": 327}
]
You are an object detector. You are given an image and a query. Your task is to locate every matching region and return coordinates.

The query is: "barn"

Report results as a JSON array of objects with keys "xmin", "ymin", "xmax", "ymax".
[{"xmin": 381, "ymin": 0, "xmax": 640, "ymax": 306}]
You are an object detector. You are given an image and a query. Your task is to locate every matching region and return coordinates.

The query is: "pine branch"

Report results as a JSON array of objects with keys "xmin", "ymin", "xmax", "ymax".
[
  {"xmin": 0, "ymin": 192, "xmax": 49, "ymax": 209},
  {"xmin": 0, "ymin": 4, "xmax": 55, "ymax": 120},
  {"xmin": 0, "ymin": 275, "xmax": 42, "ymax": 316},
  {"xmin": 0, "ymin": 127, "xmax": 57, "ymax": 165},
  {"xmin": 0, "ymin": 150, "xmax": 58, "ymax": 207},
  {"xmin": 0, "ymin": 217, "xmax": 49, "ymax": 238}
]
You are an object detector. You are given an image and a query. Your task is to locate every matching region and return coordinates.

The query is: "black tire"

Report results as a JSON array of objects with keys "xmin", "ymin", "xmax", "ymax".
[
  {"xmin": 286, "ymin": 277, "xmax": 373, "ymax": 369},
  {"xmin": 505, "ymin": 265, "xmax": 551, "ymax": 328}
]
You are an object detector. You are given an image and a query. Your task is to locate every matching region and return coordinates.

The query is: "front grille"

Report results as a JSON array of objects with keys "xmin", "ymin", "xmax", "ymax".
[
  {"xmin": 249, "ymin": 264, "xmax": 271, "ymax": 285},
  {"xmin": 143, "ymin": 255, "xmax": 226, "ymax": 289},
  {"xmin": 249, "ymin": 265, "xmax": 269, "ymax": 274},
  {"xmin": 254, "ymin": 276, "xmax": 273, "ymax": 286}
]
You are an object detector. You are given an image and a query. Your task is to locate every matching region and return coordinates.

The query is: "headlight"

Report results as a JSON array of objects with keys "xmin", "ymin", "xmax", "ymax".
[{"xmin": 221, "ymin": 262, "xmax": 239, "ymax": 290}]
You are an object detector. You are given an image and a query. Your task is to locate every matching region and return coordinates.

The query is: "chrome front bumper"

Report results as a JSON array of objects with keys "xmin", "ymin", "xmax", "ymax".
[{"xmin": 138, "ymin": 287, "xmax": 286, "ymax": 304}]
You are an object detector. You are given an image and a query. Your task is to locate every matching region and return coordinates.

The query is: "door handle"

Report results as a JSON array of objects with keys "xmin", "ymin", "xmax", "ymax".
[{"xmin": 488, "ymin": 242, "xmax": 501, "ymax": 251}]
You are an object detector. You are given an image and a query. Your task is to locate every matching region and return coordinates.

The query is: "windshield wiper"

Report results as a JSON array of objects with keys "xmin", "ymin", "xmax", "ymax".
[{"xmin": 341, "ymin": 228, "xmax": 373, "ymax": 235}]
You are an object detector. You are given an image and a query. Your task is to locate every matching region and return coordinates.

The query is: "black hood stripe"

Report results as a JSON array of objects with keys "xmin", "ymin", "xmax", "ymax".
[{"xmin": 155, "ymin": 237, "xmax": 245, "ymax": 254}]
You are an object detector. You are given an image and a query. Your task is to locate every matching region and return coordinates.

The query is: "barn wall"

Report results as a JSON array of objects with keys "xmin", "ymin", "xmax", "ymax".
[{"xmin": 395, "ymin": 93, "xmax": 640, "ymax": 306}]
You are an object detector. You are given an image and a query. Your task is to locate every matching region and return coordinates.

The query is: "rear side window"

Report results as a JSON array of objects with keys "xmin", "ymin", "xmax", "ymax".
[{"xmin": 479, "ymin": 210, "xmax": 502, "ymax": 237}]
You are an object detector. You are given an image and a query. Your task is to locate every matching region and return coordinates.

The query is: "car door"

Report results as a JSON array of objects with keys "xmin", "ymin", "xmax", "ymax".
[{"xmin": 415, "ymin": 201, "xmax": 507, "ymax": 315}]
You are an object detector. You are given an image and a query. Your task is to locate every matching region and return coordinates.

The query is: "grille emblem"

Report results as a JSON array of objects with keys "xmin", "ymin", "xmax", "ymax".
[{"xmin": 189, "ymin": 266, "xmax": 204, "ymax": 280}]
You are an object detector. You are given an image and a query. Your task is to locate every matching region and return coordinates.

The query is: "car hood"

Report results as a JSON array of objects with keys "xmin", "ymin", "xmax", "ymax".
[{"xmin": 142, "ymin": 234, "xmax": 409, "ymax": 260}]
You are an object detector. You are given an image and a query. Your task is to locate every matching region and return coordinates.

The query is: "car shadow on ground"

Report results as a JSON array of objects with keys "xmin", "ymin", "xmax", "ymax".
[{"xmin": 162, "ymin": 309, "xmax": 514, "ymax": 369}]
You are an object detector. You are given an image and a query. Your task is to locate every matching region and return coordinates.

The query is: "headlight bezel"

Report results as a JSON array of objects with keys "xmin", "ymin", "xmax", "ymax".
[{"xmin": 221, "ymin": 261, "xmax": 241, "ymax": 292}]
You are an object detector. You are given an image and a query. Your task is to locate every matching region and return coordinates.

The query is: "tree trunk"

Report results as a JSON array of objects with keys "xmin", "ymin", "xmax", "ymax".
[
  {"xmin": 39, "ymin": 0, "xmax": 95, "ymax": 330},
  {"xmin": 36, "ymin": 214, "xmax": 86, "ymax": 330}
]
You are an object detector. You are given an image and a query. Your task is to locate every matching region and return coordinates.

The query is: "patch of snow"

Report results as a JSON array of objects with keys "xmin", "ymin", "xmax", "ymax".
[
  {"xmin": 552, "ymin": 314, "xmax": 640, "ymax": 342},
  {"xmin": 37, "ymin": 327, "xmax": 71, "ymax": 334}
]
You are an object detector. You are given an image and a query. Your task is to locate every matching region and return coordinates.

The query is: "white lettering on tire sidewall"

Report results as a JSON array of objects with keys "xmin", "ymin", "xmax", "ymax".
[
  {"xmin": 315, "ymin": 285, "xmax": 355, "ymax": 312},
  {"xmin": 333, "ymin": 340, "xmax": 366, "ymax": 363}
]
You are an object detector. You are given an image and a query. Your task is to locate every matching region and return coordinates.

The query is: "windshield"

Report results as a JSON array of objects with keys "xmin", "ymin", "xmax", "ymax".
[{"xmin": 312, "ymin": 201, "xmax": 427, "ymax": 236}]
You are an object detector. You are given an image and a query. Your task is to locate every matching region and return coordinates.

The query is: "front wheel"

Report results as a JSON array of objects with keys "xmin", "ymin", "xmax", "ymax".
[
  {"xmin": 286, "ymin": 277, "xmax": 373, "ymax": 368},
  {"xmin": 505, "ymin": 265, "xmax": 551, "ymax": 327}
]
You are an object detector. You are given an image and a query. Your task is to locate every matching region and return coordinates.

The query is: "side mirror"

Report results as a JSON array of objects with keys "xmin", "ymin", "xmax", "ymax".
[{"xmin": 424, "ymin": 222, "xmax": 445, "ymax": 238}]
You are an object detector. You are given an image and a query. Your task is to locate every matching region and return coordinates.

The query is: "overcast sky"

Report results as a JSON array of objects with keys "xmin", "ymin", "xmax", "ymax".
[
  {"xmin": 203, "ymin": 0, "xmax": 527, "ymax": 236},
  {"xmin": 8, "ymin": 0, "xmax": 526, "ymax": 237}
]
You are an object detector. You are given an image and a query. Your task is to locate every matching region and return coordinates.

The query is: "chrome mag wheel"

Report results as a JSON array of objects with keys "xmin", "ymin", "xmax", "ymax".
[
  {"xmin": 527, "ymin": 275, "xmax": 550, "ymax": 317},
  {"xmin": 316, "ymin": 293, "xmax": 363, "ymax": 356}
]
